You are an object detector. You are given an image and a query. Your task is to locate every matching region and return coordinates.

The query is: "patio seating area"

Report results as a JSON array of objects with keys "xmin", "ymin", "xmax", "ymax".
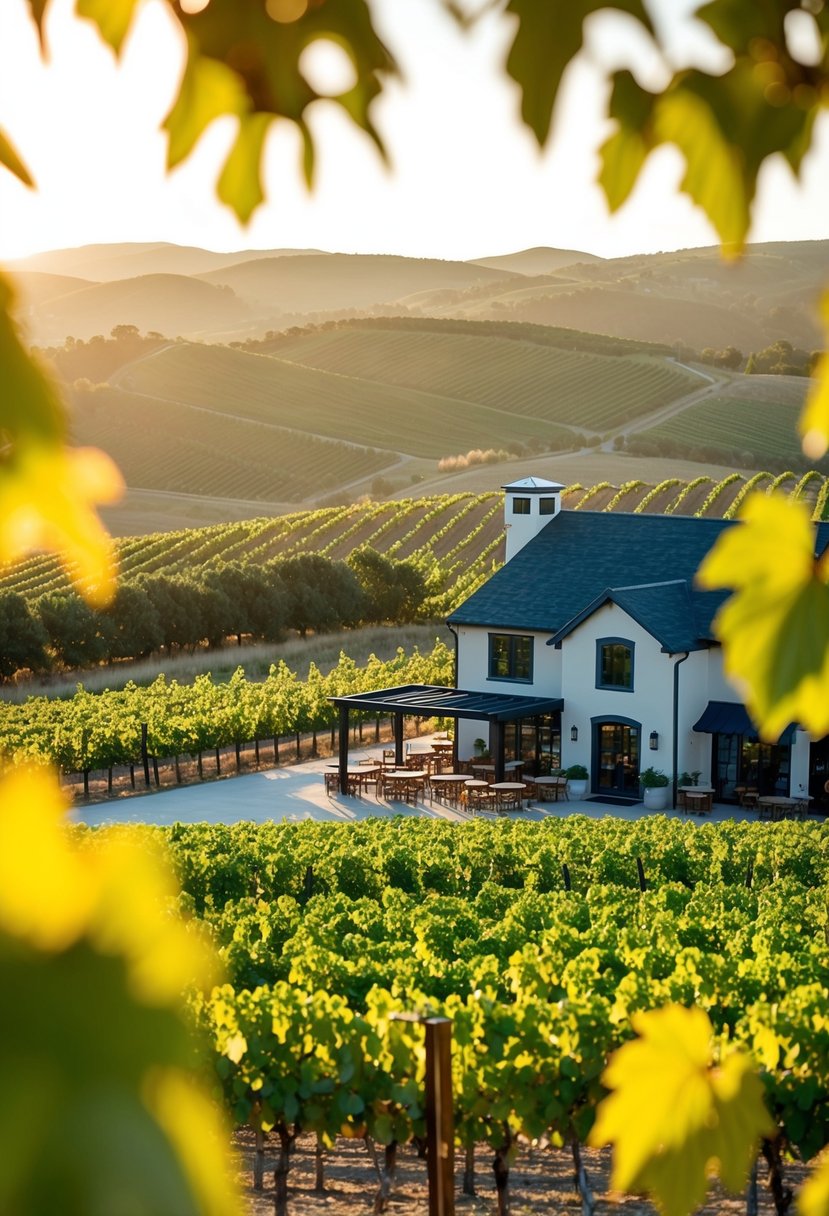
[{"xmin": 77, "ymin": 731, "xmax": 823, "ymax": 830}]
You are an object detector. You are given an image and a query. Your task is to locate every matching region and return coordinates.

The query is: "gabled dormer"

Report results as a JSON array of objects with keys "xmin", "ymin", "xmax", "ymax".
[{"xmin": 502, "ymin": 476, "xmax": 565, "ymax": 562}]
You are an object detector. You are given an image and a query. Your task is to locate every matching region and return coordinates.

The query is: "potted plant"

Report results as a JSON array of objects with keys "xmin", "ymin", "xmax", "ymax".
[
  {"xmin": 473, "ymin": 737, "xmax": 491, "ymax": 761},
  {"xmin": 639, "ymin": 767, "xmax": 671, "ymax": 811},
  {"xmin": 565, "ymin": 763, "xmax": 589, "ymax": 800}
]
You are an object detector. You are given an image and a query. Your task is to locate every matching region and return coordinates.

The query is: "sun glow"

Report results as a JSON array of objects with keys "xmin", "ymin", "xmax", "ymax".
[{"xmin": 0, "ymin": 0, "xmax": 828, "ymax": 263}]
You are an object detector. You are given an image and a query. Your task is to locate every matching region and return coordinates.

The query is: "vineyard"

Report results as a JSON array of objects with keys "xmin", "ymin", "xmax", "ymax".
[
  {"xmin": 120, "ymin": 343, "xmax": 560, "ymax": 458},
  {"xmin": 152, "ymin": 816, "xmax": 829, "ymax": 1215},
  {"xmin": 0, "ymin": 642, "xmax": 454, "ymax": 788},
  {"xmin": 260, "ymin": 323, "xmax": 700, "ymax": 433},
  {"xmin": 71, "ymin": 385, "xmax": 396, "ymax": 502},
  {"xmin": 635, "ymin": 394, "xmax": 819, "ymax": 469},
  {"xmin": 3, "ymin": 479, "xmax": 828, "ymax": 613}
]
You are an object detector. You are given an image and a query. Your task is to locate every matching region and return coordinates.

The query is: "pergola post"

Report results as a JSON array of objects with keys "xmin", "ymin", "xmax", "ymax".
[
  {"xmin": 394, "ymin": 711, "xmax": 404, "ymax": 766},
  {"xmin": 338, "ymin": 704, "xmax": 350, "ymax": 795},
  {"xmin": 492, "ymin": 720, "xmax": 505, "ymax": 782}
]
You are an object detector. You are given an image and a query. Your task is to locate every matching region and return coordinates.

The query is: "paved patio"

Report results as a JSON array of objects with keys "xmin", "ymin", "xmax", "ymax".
[{"xmin": 74, "ymin": 736, "xmax": 761, "ymax": 829}]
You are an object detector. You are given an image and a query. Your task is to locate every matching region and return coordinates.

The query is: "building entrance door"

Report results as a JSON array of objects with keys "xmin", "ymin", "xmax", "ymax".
[{"xmin": 595, "ymin": 721, "xmax": 640, "ymax": 795}]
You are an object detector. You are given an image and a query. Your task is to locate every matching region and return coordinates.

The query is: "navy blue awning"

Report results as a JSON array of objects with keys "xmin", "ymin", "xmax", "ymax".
[{"xmin": 692, "ymin": 701, "xmax": 796, "ymax": 744}]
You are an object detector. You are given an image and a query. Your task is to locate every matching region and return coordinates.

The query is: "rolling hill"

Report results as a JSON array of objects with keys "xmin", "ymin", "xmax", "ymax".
[
  {"xmin": 17, "ymin": 273, "xmax": 253, "ymax": 344},
  {"xmin": 197, "ymin": 252, "xmax": 519, "ymax": 315},
  {"xmin": 7, "ymin": 241, "xmax": 327, "ymax": 281},
  {"xmin": 10, "ymin": 239, "xmax": 828, "ymax": 352}
]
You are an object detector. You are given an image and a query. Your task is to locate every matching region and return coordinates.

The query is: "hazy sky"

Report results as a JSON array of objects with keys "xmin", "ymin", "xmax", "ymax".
[{"xmin": 1, "ymin": 0, "xmax": 828, "ymax": 263}]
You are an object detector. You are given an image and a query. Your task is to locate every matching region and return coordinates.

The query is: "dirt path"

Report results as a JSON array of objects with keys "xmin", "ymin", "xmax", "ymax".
[{"xmin": 235, "ymin": 1130, "xmax": 806, "ymax": 1215}]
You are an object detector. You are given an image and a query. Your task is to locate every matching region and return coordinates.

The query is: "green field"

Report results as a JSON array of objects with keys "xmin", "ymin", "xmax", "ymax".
[
  {"xmin": 637, "ymin": 395, "xmax": 822, "ymax": 466},
  {"xmin": 123, "ymin": 343, "xmax": 566, "ymax": 458},
  {"xmin": 267, "ymin": 324, "xmax": 699, "ymax": 432},
  {"xmin": 71, "ymin": 385, "xmax": 396, "ymax": 501}
]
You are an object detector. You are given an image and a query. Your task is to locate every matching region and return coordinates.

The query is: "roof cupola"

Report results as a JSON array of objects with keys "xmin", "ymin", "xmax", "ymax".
[{"xmin": 501, "ymin": 476, "xmax": 565, "ymax": 562}]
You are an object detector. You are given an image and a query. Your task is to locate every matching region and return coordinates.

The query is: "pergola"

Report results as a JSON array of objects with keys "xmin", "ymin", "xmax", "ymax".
[{"xmin": 329, "ymin": 683, "xmax": 564, "ymax": 794}]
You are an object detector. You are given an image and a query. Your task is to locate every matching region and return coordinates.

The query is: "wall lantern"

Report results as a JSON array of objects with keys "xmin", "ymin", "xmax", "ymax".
[
  {"xmin": 649, "ymin": 731, "xmax": 659, "ymax": 751},
  {"xmin": 570, "ymin": 725, "xmax": 578, "ymax": 742}
]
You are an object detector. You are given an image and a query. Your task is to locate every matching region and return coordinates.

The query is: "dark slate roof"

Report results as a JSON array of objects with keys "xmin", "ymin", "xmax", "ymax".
[
  {"xmin": 329, "ymin": 684, "xmax": 563, "ymax": 722},
  {"xmin": 447, "ymin": 510, "xmax": 829, "ymax": 652},
  {"xmin": 549, "ymin": 580, "xmax": 706, "ymax": 653}
]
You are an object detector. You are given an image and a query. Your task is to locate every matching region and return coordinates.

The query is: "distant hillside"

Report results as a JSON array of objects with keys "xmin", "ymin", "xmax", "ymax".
[
  {"xmin": 198, "ymin": 252, "xmax": 518, "ymax": 315},
  {"xmin": 22, "ymin": 273, "xmax": 252, "ymax": 343},
  {"xmin": 10, "ymin": 239, "xmax": 828, "ymax": 349},
  {"xmin": 467, "ymin": 246, "xmax": 603, "ymax": 275},
  {"xmin": 8, "ymin": 242, "xmax": 326, "ymax": 281},
  {"xmin": 12, "ymin": 271, "xmax": 94, "ymax": 309}
]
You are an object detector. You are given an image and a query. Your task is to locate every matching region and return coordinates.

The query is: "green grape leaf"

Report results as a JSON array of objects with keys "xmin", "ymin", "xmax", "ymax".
[
  {"xmin": 589, "ymin": 1005, "xmax": 772, "ymax": 1216},
  {"xmin": 76, "ymin": 0, "xmax": 143, "ymax": 55},
  {"xmin": 217, "ymin": 113, "xmax": 272, "ymax": 225},
  {"xmin": 695, "ymin": 0, "xmax": 793, "ymax": 55},
  {"xmin": 696, "ymin": 493, "xmax": 829, "ymax": 740},
  {"xmin": 164, "ymin": 55, "xmax": 249, "ymax": 171},
  {"xmin": 800, "ymin": 1152, "xmax": 829, "ymax": 1216},
  {"xmin": 505, "ymin": 0, "xmax": 654, "ymax": 147},
  {"xmin": 0, "ymin": 128, "xmax": 34, "ymax": 187},
  {"xmin": 599, "ymin": 72, "xmax": 652, "ymax": 211},
  {"xmin": 652, "ymin": 79, "xmax": 749, "ymax": 250},
  {"xmin": 800, "ymin": 293, "xmax": 829, "ymax": 460},
  {"xmin": 164, "ymin": 0, "xmax": 396, "ymax": 222},
  {"xmin": 0, "ymin": 274, "xmax": 123, "ymax": 605}
]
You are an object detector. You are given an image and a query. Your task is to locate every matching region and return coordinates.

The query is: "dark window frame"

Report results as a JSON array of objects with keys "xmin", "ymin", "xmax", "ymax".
[
  {"xmin": 512, "ymin": 497, "xmax": 531, "ymax": 515},
  {"xmin": 595, "ymin": 637, "xmax": 635, "ymax": 692},
  {"xmin": 488, "ymin": 632, "xmax": 534, "ymax": 683},
  {"xmin": 539, "ymin": 497, "xmax": 558, "ymax": 515}
]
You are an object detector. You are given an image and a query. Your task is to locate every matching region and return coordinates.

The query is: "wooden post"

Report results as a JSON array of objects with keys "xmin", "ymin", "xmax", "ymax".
[
  {"xmin": 339, "ymin": 704, "xmax": 350, "ymax": 795},
  {"xmin": 394, "ymin": 712, "xmax": 404, "ymax": 767},
  {"xmin": 424, "ymin": 1018, "xmax": 454, "ymax": 1216},
  {"xmin": 492, "ymin": 720, "xmax": 505, "ymax": 783},
  {"xmin": 141, "ymin": 722, "xmax": 150, "ymax": 787}
]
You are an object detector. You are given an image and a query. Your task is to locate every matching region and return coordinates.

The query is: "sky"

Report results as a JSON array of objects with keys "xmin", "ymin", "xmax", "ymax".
[{"xmin": 1, "ymin": 0, "xmax": 828, "ymax": 264}]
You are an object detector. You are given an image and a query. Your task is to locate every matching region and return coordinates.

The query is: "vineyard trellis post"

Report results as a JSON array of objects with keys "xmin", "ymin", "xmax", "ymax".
[
  {"xmin": 391, "ymin": 1012, "xmax": 455, "ymax": 1216},
  {"xmin": 141, "ymin": 722, "xmax": 150, "ymax": 788},
  {"xmin": 424, "ymin": 1017, "xmax": 454, "ymax": 1216}
]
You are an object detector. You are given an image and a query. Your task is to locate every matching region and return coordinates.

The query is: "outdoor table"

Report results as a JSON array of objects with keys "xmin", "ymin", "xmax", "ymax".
[
  {"xmin": 463, "ymin": 779, "xmax": 497, "ymax": 813},
  {"xmin": 381, "ymin": 769, "xmax": 428, "ymax": 804},
  {"xmin": 678, "ymin": 785, "xmax": 714, "ymax": 812},
  {"xmin": 683, "ymin": 790, "xmax": 713, "ymax": 815},
  {"xmin": 429, "ymin": 773, "xmax": 469, "ymax": 806},
  {"xmin": 758, "ymin": 795, "xmax": 799, "ymax": 821},
  {"xmin": 432, "ymin": 740, "xmax": 454, "ymax": 752},
  {"xmin": 469, "ymin": 763, "xmax": 496, "ymax": 780},
  {"xmin": 324, "ymin": 764, "xmax": 380, "ymax": 796},
  {"xmin": 490, "ymin": 782, "xmax": 528, "ymax": 813},
  {"xmin": 525, "ymin": 775, "xmax": 568, "ymax": 802}
]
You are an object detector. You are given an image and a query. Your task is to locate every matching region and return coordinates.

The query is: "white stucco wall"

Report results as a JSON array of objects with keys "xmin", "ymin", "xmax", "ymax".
[
  {"xmin": 453, "ymin": 624, "xmax": 560, "ymax": 759},
  {"xmin": 559, "ymin": 603, "xmax": 677, "ymax": 782},
  {"xmin": 453, "ymin": 605, "xmax": 810, "ymax": 797}
]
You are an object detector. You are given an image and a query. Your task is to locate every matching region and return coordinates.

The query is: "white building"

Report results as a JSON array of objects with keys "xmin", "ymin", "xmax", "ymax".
[{"xmin": 447, "ymin": 477, "xmax": 829, "ymax": 806}]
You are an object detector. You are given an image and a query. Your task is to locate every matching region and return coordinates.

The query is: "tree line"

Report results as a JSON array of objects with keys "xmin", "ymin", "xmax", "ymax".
[{"xmin": 0, "ymin": 546, "xmax": 428, "ymax": 679}]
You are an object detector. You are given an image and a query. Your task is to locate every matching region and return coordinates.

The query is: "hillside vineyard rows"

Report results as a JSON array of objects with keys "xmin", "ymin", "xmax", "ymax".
[
  {"xmin": 160, "ymin": 818, "xmax": 829, "ymax": 1214},
  {"xmin": 2, "ymin": 480, "xmax": 829, "ymax": 609}
]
